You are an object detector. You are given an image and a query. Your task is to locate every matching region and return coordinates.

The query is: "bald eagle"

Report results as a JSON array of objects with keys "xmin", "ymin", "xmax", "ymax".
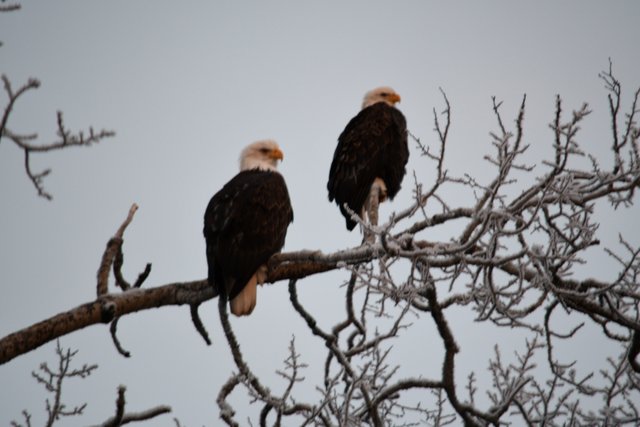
[
  {"xmin": 204, "ymin": 140, "xmax": 293, "ymax": 316},
  {"xmin": 327, "ymin": 87, "xmax": 409, "ymax": 230}
]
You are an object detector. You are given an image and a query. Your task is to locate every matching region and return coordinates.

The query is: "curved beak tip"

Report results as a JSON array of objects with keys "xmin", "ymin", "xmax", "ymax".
[{"xmin": 271, "ymin": 148, "xmax": 284, "ymax": 161}]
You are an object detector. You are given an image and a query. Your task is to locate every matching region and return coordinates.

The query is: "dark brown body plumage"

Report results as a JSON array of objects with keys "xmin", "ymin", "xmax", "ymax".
[
  {"xmin": 327, "ymin": 102, "xmax": 409, "ymax": 230},
  {"xmin": 204, "ymin": 169, "xmax": 293, "ymax": 314}
]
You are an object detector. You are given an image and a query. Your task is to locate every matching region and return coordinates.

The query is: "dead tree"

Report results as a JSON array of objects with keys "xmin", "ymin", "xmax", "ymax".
[
  {"xmin": 213, "ymin": 64, "xmax": 640, "ymax": 425},
  {"xmin": 2, "ymin": 64, "xmax": 639, "ymax": 425}
]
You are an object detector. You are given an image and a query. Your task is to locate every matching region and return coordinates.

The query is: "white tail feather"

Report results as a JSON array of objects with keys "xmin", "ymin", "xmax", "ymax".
[{"xmin": 230, "ymin": 274, "xmax": 258, "ymax": 316}]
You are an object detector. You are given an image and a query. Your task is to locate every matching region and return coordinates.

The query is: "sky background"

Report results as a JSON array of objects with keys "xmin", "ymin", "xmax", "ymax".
[{"xmin": 1, "ymin": 1, "xmax": 639, "ymax": 425}]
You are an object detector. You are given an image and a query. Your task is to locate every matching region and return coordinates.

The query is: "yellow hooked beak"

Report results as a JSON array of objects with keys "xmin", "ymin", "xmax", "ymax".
[
  {"xmin": 270, "ymin": 148, "xmax": 284, "ymax": 161},
  {"xmin": 388, "ymin": 93, "xmax": 401, "ymax": 104}
]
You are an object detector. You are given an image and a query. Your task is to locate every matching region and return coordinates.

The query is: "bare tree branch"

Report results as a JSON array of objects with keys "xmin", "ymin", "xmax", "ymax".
[
  {"xmin": 11, "ymin": 340, "xmax": 97, "ymax": 426},
  {"xmin": 3, "ymin": 63, "xmax": 640, "ymax": 425},
  {"xmin": 1, "ymin": 75, "xmax": 115, "ymax": 199},
  {"xmin": 90, "ymin": 385, "xmax": 171, "ymax": 427}
]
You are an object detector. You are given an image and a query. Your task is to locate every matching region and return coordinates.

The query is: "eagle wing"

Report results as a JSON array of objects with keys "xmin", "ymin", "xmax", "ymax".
[
  {"xmin": 204, "ymin": 170, "xmax": 293, "ymax": 300},
  {"xmin": 327, "ymin": 102, "xmax": 408, "ymax": 230}
]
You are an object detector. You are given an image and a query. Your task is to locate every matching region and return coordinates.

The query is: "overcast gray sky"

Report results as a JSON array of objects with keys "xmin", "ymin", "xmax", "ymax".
[{"xmin": 1, "ymin": 1, "xmax": 639, "ymax": 425}]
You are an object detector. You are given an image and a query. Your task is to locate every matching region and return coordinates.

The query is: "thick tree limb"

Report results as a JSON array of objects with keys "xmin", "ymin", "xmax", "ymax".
[
  {"xmin": 0, "ymin": 279, "xmax": 210, "ymax": 365},
  {"xmin": 0, "ymin": 243, "xmax": 378, "ymax": 365},
  {"xmin": 2, "ymin": 236, "xmax": 638, "ymax": 366}
]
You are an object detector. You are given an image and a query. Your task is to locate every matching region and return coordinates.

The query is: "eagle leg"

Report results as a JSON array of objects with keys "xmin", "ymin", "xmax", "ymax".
[
  {"xmin": 373, "ymin": 177, "xmax": 388, "ymax": 202},
  {"xmin": 255, "ymin": 264, "xmax": 268, "ymax": 286},
  {"xmin": 363, "ymin": 178, "xmax": 387, "ymax": 244}
]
